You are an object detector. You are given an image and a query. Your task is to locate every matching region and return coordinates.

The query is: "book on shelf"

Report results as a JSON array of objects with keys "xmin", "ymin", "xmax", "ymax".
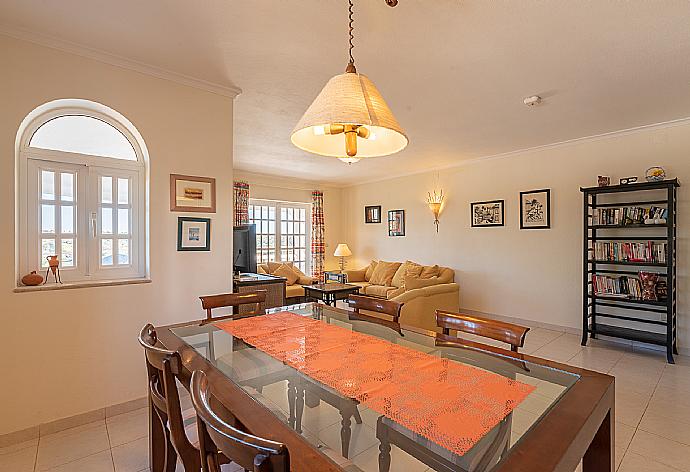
[
  {"xmin": 592, "ymin": 241, "xmax": 667, "ymax": 263},
  {"xmin": 592, "ymin": 274, "xmax": 643, "ymax": 298},
  {"xmin": 592, "ymin": 206, "xmax": 668, "ymax": 226}
]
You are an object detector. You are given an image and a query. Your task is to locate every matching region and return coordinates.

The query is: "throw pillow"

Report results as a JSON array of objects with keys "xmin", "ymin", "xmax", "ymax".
[
  {"xmin": 392, "ymin": 260, "xmax": 419, "ymax": 288},
  {"xmin": 369, "ymin": 261, "xmax": 401, "ymax": 286},
  {"xmin": 273, "ymin": 264, "xmax": 299, "ymax": 285},
  {"xmin": 347, "ymin": 269, "xmax": 367, "ymax": 282},
  {"xmin": 365, "ymin": 261, "xmax": 378, "ymax": 281},
  {"xmin": 420, "ymin": 264, "xmax": 441, "ymax": 279},
  {"xmin": 405, "ymin": 275, "xmax": 440, "ymax": 290},
  {"xmin": 257, "ymin": 265, "xmax": 268, "ymax": 274},
  {"xmin": 267, "ymin": 261, "xmax": 293, "ymax": 274},
  {"xmin": 406, "ymin": 263, "xmax": 424, "ymax": 278}
]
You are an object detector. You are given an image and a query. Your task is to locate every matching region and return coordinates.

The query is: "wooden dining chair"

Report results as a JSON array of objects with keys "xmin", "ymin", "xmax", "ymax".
[
  {"xmin": 348, "ymin": 294, "xmax": 403, "ymax": 323},
  {"xmin": 435, "ymin": 310, "xmax": 530, "ymax": 352},
  {"xmin": 138, "ymin": 323, "xmax": 200, "ymax": 472},
  {"xmin": 199, "ymin": 290, "xmax": 267, "ymax": 324},
  {"xmin": 191, "ymin": 370, "xmax": 290, "ymax": 472}
]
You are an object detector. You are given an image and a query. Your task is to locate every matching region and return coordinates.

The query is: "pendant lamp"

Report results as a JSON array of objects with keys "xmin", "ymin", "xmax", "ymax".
[{"xmin": 291, "ymin": 0, "xmax": 407, "ymax": 164}]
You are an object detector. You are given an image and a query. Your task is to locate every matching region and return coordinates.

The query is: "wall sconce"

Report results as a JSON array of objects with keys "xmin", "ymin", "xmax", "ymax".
[{"xmin": 427, "ymin": 189, "xmax": 444, "ymax": 232}]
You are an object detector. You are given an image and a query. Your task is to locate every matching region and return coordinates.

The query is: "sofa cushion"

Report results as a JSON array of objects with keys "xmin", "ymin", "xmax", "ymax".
[
  {"xmin": 364, "ymin": 285, "xmax": 398, "ymax": 298},
  {"xmin": 406, "ymin": 263, "xmax": 424, "ymax": 278},
  {"xmin": 365, "ymin": 261, "xmax": 378, "ymax": 281},
  {"xmin": 257, "ymin": 264, "xmax": 268, "ymax": 274},
  {"xmin": 405, "ymin": 275, "xmax": 441, "ymax": 290},
  {"xmin": 348, "ymin": 281, "xmax": 370, "ymax": 290},
  {"xmin": 346, "ymin": 268, "xmax": 367, "ymax": 282},
  {"xmin": 273, "ymin": 264, "xmax": 299, "ymax": 285},
  {"xmin": 386, "ymin": 286, "xmax": 406, "ymax": 299},
  {"xmin": 420, "ymin": 264, "xmax": 440, "ymax": 279},
  {"xmin": 369, "ymin": 261, "xmax": 401, "ymax": 286},
  {"xmin": 285, "ymin": 284, "xmax": 305, "ymax": 298},
  {"xmin": 391, "ymin": 260, "xmax": 421, "ymax": 288}
]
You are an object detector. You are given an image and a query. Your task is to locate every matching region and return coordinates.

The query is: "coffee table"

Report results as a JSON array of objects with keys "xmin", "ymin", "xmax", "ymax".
[{"xmin": 303, "ymin": 283, "xmax": 360, "ymax": 306}]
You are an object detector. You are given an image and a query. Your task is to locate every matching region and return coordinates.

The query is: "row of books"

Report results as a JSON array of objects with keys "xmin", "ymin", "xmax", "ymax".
[
  {"xmin": 592, "ymin": 275, "xmax": 644, "ymax": 299},
  {"xmin": 592, "ymin": 206, "xmax": 668, "ymax": 226},
  {"xmin": 592, "ymin": 241, "xmax": 667, "ymax": 263}
]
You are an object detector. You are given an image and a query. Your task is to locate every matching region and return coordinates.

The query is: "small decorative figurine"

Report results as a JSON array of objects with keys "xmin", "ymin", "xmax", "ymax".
[
  {"xmin": 21, "ymin": 271, "xmax": 44, "ymax": 286},
  {"xmin": 619, "ymin": 176, "xmax": 638, "ymax": 185},
  {"xmin": 639, "ymin": 271, "xmax": 658, "ymax": 301},
  {"xmin": 646, "ymin": 166, "xmax": 666, "ymax": 182},
  {"xmin": 597, "ymin": 176, "xmax": 611, "ymax": 187},
  {"xmin": 44, "ymin": 255, "xmax": 62, "ymax": 284}
]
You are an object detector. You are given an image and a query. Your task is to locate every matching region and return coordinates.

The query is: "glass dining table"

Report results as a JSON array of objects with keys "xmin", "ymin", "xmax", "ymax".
[{"xmin": 154, "ymin": 303, "xmax": 614, "ymax": 472}]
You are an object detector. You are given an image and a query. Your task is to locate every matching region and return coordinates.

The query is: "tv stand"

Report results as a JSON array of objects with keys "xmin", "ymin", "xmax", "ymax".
[{"xmin": 233, "ymin": 273, "xmax": 286, "ymax": 313}]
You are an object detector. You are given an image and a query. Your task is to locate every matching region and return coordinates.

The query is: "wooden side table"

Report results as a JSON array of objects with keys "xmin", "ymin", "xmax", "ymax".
[
  {"xmin": 233, "ymin": 273, "xmax": 286, "ymax": 313},
  {"xmin": 304, "ymin": 283, "xmax": 360, "ymax": 306}
]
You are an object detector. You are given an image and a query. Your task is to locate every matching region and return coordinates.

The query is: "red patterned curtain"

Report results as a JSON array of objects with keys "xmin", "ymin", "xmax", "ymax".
[
  {"xmin": 233, "ymin": 181, "xmax": 250, "ymax": 226},
  {"xmin": 311, "ymin": 190, "xmax": 325, "ymax": 279}
]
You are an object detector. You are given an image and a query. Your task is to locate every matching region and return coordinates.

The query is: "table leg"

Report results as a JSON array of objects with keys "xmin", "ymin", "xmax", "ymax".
[
  {"xmin": 341, "ymin": 412, "xmax": 352, "ymax": 458},
  {"xmin": 287, "ymin": 382, "xmax": 297, "ymax": 430},
  {"xmin": 583, "ymin": 410, "xmax": 613, "ymax": 472},
  {"xmin": 295, "ymin": 386, "xmax": 305, "ymax": 434},
  {"xmin": 376, "ymin": 417, "xmax": 392, "ymax": 472}
]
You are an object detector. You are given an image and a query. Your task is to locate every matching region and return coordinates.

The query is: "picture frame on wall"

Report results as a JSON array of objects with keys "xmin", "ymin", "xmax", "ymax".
[
  {"xmin": 388, "ymin": 209, "xmax": 405, "ymax": 236},
  {"xmin": 365, "ymin": 205, "xmax": 382, "ymax": 223},
  {"xmin": 471, "ymin": 200, "xmax": 504, "ymax": 227},
  {"xmin": 170, "ymin": 174, "xmax": 216, "ymax": 213},
  {"xmin": 520, "ymin": 189, "xmax": 551, "ymax": 229},
  {"xmin": 177, "ymin": 217, "xmax": 211, "ymax": 251}
]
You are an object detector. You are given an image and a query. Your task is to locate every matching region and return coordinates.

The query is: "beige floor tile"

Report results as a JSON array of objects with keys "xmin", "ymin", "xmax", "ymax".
[
  {"xmin": 639, "ymin": 413, "xmax": 690, "ymax": 446},
  {"xmin": 645, "ymin": 397, "xmax": 690, "ymax": 423},
  {"xmin": 111, "ymin": 437, "xmax": 148, "ymax": 472},
  {"xmin": 106, "ymin": 408, "xmax": 148, "ymax": 448},
  {"xmin": 616, "ymin": 421, "xmax": 635, "ymax": 451},
  {"xmin": 314, "ymin": 421, "xmax": 378, "ymax": 459},
  {"xmin": 567, "ymin": 348, "xmax": 626, "ymax": 373},
  {"xmin": 628, "ymin": 429, "xmax": 690, "ymax": 471},
  {"xmin": 0, "ymin": 445, "xmax": 37, "ymax": 472},
  {"xmin": 300, "ymin": 401, "xmax": 347, "ymax": 433},
  {"xmin": 619, "ymin": 451, "xmax": 684, "ymax": 472},
  {"xmin": 651, "ymin": 384, "xmax": 690, "ymax": 407},
  {"xmin": 44, "ymin": 450, "xmax": 114, "ymax": 472},
  {"xmin": 614, "ymin": 389, "xmax": 650, "ymax": 427},
  {"xmin": 0, "ymin": 438, "xmax": 38, "ymax": 456},
  {"xmin": 351, "ymin": 444, "xmax": 429, "ymax": 472},
  {"xmin": 36, "ymin": 422, "xmax": 110, "ymax": 471}
]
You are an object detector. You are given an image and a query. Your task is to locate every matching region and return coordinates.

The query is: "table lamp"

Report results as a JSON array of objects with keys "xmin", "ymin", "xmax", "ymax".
[{"xmin": 333, "ymin": 243, "xmax": 353, "ymax": 272}]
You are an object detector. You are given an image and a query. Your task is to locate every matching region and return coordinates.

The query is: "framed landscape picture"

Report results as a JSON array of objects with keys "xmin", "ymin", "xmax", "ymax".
[
  {"xmin": 177, "ymin": 217, "xmax": 211, "ymax": 251},
  {"xmin": 388, "ymin": 209, "xmax": 405, "ymax": 236},
  {"xmin": 520, "ymin": 189, "xmax": 551, "ymax": 229},
  {"xmin": 471, "ymin": 200, "xmax": 504, "ymax": 227},
  {"xmin": 365, "ymin": 205, "xmax": 382, "ymax": 223},
  {"xmin": 170, "ymin": 174, "xmax": 216, "ymax": 213}
]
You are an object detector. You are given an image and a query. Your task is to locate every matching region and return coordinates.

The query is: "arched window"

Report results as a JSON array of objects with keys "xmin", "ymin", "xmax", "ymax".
[{"xmin": 17, "ymin": 100, "xmax": 148, "ymax": 284}]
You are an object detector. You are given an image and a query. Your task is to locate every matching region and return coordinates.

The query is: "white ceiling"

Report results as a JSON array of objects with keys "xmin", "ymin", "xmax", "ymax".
[{"xmin": 2, "ymin": 0, "xmax": 690, "ymax": 185}]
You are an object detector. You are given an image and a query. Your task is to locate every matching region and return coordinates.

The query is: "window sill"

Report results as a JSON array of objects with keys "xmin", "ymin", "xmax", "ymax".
[{"xmin": 13, "ymin": 278, "xmax": 151, "ymax": 293}]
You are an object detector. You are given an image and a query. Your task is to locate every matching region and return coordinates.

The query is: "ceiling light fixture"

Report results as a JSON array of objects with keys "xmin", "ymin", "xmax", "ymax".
[{"xmin": 291, "ymin": 0, "xmax": 408, "ymax": 164}]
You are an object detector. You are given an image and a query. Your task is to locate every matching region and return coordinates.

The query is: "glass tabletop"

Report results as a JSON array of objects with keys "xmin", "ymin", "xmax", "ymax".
[
  {"xmin": 171, "ymin": 304, "xmax": 579, "ymax": 472},
  {"xmin": 306, "ymin": 283, "xmax": 360, "ymax": 292}
]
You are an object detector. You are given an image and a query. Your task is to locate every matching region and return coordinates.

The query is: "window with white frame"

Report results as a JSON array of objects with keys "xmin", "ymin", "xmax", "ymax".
[
  {"xmin": 19, "ymin": 106, "xmax": 147, "ymax": 284},
  {"xmin": 248, "ymin": 199, "xmax": 310, "ymax": 273}
]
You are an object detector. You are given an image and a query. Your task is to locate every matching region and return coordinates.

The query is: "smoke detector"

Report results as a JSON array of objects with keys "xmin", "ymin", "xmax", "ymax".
[{"xmin": 523, "ymin": 95, "xmax": 543, "ymax": 107}]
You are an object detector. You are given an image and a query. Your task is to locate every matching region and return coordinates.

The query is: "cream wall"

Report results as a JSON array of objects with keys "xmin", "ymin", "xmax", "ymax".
[
  {"xmin": 0, "ymin": 35, "xmax": 235, "ymax": 434},
  {"xmin": 343, "ymin": 122, "xmax": 690, "ymax": 350},
  {"xmin": 234, "ymin": 171, "xmax": 344, "ymax": 271}
]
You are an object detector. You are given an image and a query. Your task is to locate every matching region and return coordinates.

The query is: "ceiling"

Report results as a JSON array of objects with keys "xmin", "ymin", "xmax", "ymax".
[{"xmin": 2, "ymin": 0, "xmax": 690, "ymax": 185}]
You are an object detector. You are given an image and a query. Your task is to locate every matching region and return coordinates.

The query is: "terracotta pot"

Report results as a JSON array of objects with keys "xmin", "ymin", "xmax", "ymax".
[{"xmin": 21, "ymin": 271, "xmax": 44, "ymax": 286}]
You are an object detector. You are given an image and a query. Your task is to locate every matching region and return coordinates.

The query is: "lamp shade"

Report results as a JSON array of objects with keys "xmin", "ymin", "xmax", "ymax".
[
  {"xmin": 291, "ymin": 72, "xmax": 408, "ymax": 158},
  {"xmin": 333, "ymin": 243, "xmax": 353, "ymax": 257}
]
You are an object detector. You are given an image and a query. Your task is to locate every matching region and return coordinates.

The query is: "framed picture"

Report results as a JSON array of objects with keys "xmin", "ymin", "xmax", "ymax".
[
  {"xmin": 388, "ymin": 209, "xmax": 405, "ymax": 236},
  {"xmin": 177, "ymin": 217, "xmax": 211, "ymax": 251},
  {"xmin": 471, "ymin": 200, "xmax": 504, "ymax": 227},
  {"xmin": 170, "ymin": 174, "xmax": 216, "ymax": 213},
  {"xmin": 365, "ymin": 205, "xmax": 382, "ymax": 224},
  {"xmin": 520, "ymin": 189, "xmax": 551, "ymax": 229}
]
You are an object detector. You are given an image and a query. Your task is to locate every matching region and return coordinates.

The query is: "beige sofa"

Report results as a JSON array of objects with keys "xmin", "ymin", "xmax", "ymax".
[
  {"xmin": 257, "ymin": 262, "xmax": 318, "ymax": 301},
  {"xmin": 345, "ymin": 260, "xmax": 459, "ymax": 332}
]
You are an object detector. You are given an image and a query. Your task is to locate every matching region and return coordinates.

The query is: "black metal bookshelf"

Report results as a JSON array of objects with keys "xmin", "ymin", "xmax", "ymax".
[{"xmin": 581, "ymin": 178, "xmax": 679, "ymax": 363}]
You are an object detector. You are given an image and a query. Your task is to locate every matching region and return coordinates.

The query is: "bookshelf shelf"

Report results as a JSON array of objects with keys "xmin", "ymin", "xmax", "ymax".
[{"xmin": 581, "ymin": 178, "xmax": 679, "ymax": 363}]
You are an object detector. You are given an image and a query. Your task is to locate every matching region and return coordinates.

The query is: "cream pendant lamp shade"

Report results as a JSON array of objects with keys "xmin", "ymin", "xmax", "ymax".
[{"xmin": 291, "ymin": 72, "xmax": 408, "ymax": 159}]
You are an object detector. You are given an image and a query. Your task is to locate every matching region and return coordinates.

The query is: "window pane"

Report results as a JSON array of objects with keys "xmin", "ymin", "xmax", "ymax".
[
  {"xmin": 269, "ymin": 206, "xmax": 275, "ymax": 219},
  {"xmin": 61, "ymin": 239, "xmax": 74, "ymax": 267},
  {"xmin": 101, "ymin": 207, "xmax": 113, "ymax": 234},
  {"xmin": 41, "ymin": 204, "xmax": 55, "ymax": 233},
  {"xmin": 61, "ymin": 206, "xmax": 74, "ymax": 234},
  {"xmin": 117, "ymin": 178, "xmax": 129, "ymax": 204},
  {"xmin": 41, "ymin": 170, "xmax": 55, "ymax": 200},
  {"xmin": 60, "ymin": 173, "xmax": 74, "ymax": 202},
  {"xmin": 101, "ymin": 176, "xmax": 112, "ymax": 203},
  {"xmin": 117, "ymin": 208, "xmax": 129, "ymax": 234},
  {"xmin": 101, "ymin": 239, "xmax": 113, "ymax": 265},
  {"xmin": 29, "ymin": 115, "xmax": 136, "ymax": 160},
  {"xmin": 118, "ymin": 239, "xmax": 129, "ymax": 264},
  {"xmin": 41, "ymin": 239, "xmax": 56, "ymax": 267},
  {"xmin": 287, "ymin": 208, "xmax": 293, "ymax": 219}
]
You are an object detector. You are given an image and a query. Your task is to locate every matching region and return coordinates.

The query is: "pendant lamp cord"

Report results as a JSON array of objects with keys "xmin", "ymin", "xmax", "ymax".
[{"xmin": 348, "ymin": 0, "xmax": 355, "ymax": 66}]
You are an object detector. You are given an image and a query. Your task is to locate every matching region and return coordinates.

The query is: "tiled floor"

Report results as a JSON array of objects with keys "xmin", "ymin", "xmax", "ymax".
[{"xmin": 2, "ymin": 323, "xmax": 689, "ymax": 472}]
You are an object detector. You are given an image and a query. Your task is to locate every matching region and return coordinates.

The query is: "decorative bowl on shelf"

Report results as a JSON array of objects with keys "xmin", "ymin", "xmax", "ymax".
[{"xmin": 645, "ymin": 166, "xmax": 666, "ymax": 182}]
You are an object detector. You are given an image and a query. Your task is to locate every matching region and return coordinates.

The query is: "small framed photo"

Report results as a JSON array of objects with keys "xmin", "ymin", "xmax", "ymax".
[
  {"xmin": 520, "ymin": 189, "xmax": 551, "ymax": 229},
  {"xmin": 365, "ymin": 205, "xmax": 382, "ymax": 224},
  {"xmin": 178, "ymin": 217, "xmax": 211, "ymax": 251},
  {"xmin": 170, "ymin": 174, "xmax": 216, "ymax": 213},
  {"xmin": 471, "ymin": 200, "xmax": 504, "ymax": 227},
  {"xmin": 388, "ymin": 210, "xmax": 405, "ymax": 236}
]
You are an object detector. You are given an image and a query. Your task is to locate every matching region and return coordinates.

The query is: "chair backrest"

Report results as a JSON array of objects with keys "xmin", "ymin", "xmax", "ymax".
[
  {"xmin": 199, "ymin": 291, "xmax": 267, "ymax": 324},
  {"xmin": 435, "ymin": 310, "xmax": 530, "ymax": 352},
  {"xmin": 348, "ymin": 294, "xmax": 403, "ymax": 323},
  {"xmin": 138, "ymin": 324, "xmax": 199, "ymax": 469},
  {"xmin": 191, "ymin": 370, "xmax": 290, "ymax": 472}
]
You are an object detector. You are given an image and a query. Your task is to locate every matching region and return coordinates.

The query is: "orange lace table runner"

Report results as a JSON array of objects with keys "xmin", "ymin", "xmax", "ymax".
[{"xmin": 216, "ymin": 312, "xmax": 535, "ymax": 456}]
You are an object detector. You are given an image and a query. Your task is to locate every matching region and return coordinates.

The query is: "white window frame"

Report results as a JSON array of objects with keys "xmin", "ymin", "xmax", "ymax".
[
  {"xmin": 17, "ymin": 105, "xmax": 148, "ymax": 284},
  {"xmin": 249, "ymin": 199, "xmax": 312, "ymax": 274}
]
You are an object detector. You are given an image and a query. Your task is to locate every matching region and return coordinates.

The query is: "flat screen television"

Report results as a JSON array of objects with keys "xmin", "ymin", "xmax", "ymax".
[{"xmin": 233, "ymin": 224, "xmax": 257, "ymax": 274}]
